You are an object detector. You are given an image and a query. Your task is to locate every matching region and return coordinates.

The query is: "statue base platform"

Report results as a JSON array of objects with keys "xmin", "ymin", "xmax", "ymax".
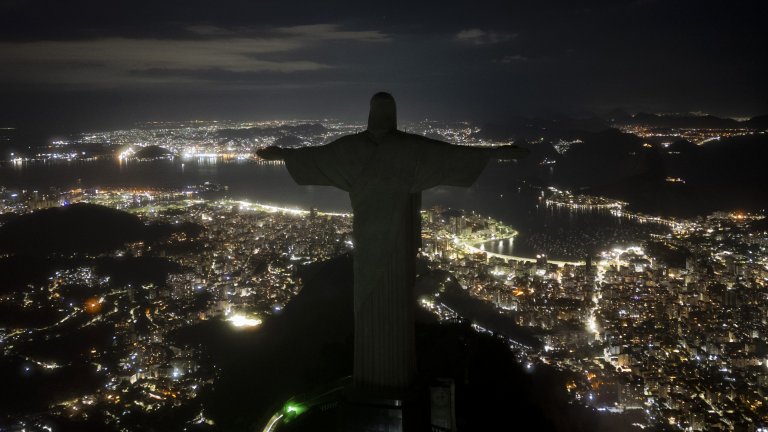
[
  {"xmin": 268, "ymin": 382, "xmax": 431, "ymax": 432},
  {"xmin": 339, "ymin": 387, "xmax": 423, "ymax": 432}
]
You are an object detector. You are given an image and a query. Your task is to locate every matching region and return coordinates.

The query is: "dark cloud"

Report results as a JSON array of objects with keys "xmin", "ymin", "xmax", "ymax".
[
  {"xmin": 498, "ymin": 55, "xmax": 529, "ymax": 63},
  {"xmin": 0, "ymin": 0, "xmax": 766, "ymax": 130},
  {"xmin": 455, "ymin": 29, "xmax": 516, "ymax": 45},
  {"xmin": 0, "ymin": 24, "xmax": 393, "ymax": 91}
]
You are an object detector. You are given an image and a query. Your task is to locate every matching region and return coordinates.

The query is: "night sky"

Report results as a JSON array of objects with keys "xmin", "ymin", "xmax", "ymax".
[{"xmin": 1, "ymin": 0, "xmax": 766, "ymax": 130}]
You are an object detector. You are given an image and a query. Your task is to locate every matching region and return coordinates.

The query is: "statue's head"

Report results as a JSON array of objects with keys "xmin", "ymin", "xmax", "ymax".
[{"xmin": 367, "ymin": 92, "xmax": 397, "ymax": 135}]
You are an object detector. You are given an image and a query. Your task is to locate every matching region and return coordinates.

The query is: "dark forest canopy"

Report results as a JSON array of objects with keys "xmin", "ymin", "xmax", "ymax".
[
  {"xmin": 132, "ymin": 145, "xmax": 172, "ymax": 159},
  {"xmin": 0, "ymin": 203, "xmax": 145, "ymax": 255},
  {"xmin": 0, "ymin": 203, "xmax": 203, "ymax": 255}
]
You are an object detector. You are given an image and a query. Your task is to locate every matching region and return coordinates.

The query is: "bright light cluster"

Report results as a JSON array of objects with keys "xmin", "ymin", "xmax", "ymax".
[{"xmin": 226, "ymin": 313, "xmax": 262, "ymax": 328}]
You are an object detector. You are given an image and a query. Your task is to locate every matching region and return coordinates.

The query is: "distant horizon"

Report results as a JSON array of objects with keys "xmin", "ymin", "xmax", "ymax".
[{"xmin": 2, "ymin": 108, "xmax": 766, "ymax": 137}]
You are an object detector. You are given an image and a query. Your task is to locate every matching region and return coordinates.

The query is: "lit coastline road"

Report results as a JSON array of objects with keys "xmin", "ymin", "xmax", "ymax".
[
  {"xmin": 457, "ymin": 237, "xmax": 584, "ymax": 266},
  {"xmin": 235, "ymin": 200, "xmax": 351, "ymax": 218},
  {"xmin": 262, "ymin": 413, "xmax": 284, "ymax": 432}
]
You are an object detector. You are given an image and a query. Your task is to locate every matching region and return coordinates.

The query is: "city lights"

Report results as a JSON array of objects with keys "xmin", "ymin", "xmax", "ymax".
[{"xmin": 226, "ymin": 313, "xmax": 263, "ymax": 328}]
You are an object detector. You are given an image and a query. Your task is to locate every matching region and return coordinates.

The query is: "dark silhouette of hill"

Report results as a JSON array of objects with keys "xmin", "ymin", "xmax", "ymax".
[
  {"xmin": 700, "ymin": 131, "xmax": 767, "ymax": 153},
  {"xmin": 696, "ymin": 134, "xmax": 768, "ymax": 186},
  {"xmin": 0, "ymin": 127, "xmax": 52, "ymax": 161},
  {"xmin": 0, "ymin": 203, "xmax": 204, "ymax": 256},
  {"xmin": 0, "ymin": 203, "xmax": 146, "ymax": 255},
  {"xmin": 17, "ymin": 320, "xmax": 114, "ymax": 365},
  {"xmin": 605, "ymin": 108, "xmax": 632, "ymax": 124},
  {"xmin": 425, "ymin": 113, "xmax": 766, "ymax": 215},
  {"xmin": 513, "ymin": 130, "xmax": 768, "ymax": 217},
  {"xmin": 0, "ymin": 303, "xmax": 65, "ymax": 328},
  {"xmin": 132, "ymin": 144, "xmax": 172, "ymax": 159},
  {"xmin": 744, "ymin": 114, "xmax": 768, "ymax": 130},
  {"xmin": 645, "ymin": 241, "xmax": 691, "ymax": 268},
  {"xmin": 0, "ymin": 255, "xmax": 84, "ymax": 293},
  {"xmin": 667, "ymin": 139, "xmax": 699, "ymax": 153},
  {"xmin": 473, "ymin": 116, "xmax": 608, "ymax": 141},
  {"xmin": 748, "ymin": 218, "xmax": 768, "ymax": 232},
  {"xmin": 0, "ymin": 253, "xmax": 183, "ymax": 298},
  {"xmin": 0, "ymin": 204, "xmax": 195, "ymax": 301},
  {"xmin": 609, "ymin": 111, "xmax": 768, "ymax": 131},
  {"xmin": 94, "ymin": 256, "xmax": 182, "ymax": 286},
  {"xmin": 621, "ymin": 112, "xmax": 741, "ymax": 129},
  {"xmin": 144, "ymin": 220, "xmax": 204, "ymax": 243},
  {"xmin": 553, "ymin": 129, "xmax": 663, "ymax": 188},
  {"xmin": 654, "ymin": 134, "xmax": 768, "ymax": 214},
  {"xmin": 272, "ymin": 135, "xmax": 305, "ymax": 148},
  {"xmin": 0, "ymin": 358, "xmax": 105, "ymax": 416}
]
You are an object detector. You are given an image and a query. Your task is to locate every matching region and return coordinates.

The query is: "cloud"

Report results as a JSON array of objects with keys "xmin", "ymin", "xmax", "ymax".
[
  {"xmin": 277, "ymin": 24, "xmax": 390, "ymax": 42},
  {"xmin": 0, "ymin": 24, "xmax": 389, "ymax": 89},
  {"xmin": 185, "ymin": 23, "xmax": 390, "ymax": 42},
  {"xmin": 186, "ymin": 25, "xmax": 237, "ymax": 36},
  {"xmin": 455, "ymin": 29, "xmax": 515, "ymax": 45},
  {"xmin": 499, "ymin": 55, "xmax": 529, "ymax": 63}
]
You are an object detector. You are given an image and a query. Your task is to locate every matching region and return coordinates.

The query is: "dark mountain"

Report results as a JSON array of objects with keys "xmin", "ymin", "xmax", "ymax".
[
  {"xmin": 621, "ymin": 112, "xmax": 741, "ymax": 129},
  {"xmin": 0, "ymin": 203, "xmax": 146, "ymax": 255},
  {"xmin": 0, "ymin": 203, "xmax": 203, "ymax": 256},
  {"xmin": 133, "ymin": 145, "xmax": 172, "ymax": 159},
  {"xmin": 609, "ymin": 133, "xmax": 768, "ymax": 216},
  {"xmin": 473, "ymin": 116, "xmax": 608, "ymax": 142},
  {"xmin": 553, "ymin": 129, "xmax": 661, "ymax": 188},
  {"xmin": 743, "ymin": 114, "xmax": 768, "ymax": 130},
  {"xmin": 94, "ymin": 256, "xmax": 181, "ymax": 287},
  {"xmin": 697, "ymin": 134, "xmax": 768, "ymax": 190},
  {"xmin": 748, "ymin": 218, "xmax": 768, "ymax": 232},
  {"xmin": 605, "ymin": 108, "xmax": 632, "ymax": 124},
  {"xmin": 666, "ymin": 139, "xmax": 699, "ymax": 154},
  {"xmin": 272, "ymin": 135, "xmax": 305, "ymax": 148},
  {"xmin": 0, "ymin": 358, "xmax": 105, "ymax": 415},
  {"xmin": 0, "ymin": 127, "xmax": 50, "ymax": 161},
  {"xmin": 144, "ymin": 220, "xmax": 204, "ymax": 242},
  {"xmin": 0, "ymin": 255, "xmax": 85, "ymax": 294},
  {"xmin": 0, "ymin": 303, "xmax": 65, "ymax": 328}
]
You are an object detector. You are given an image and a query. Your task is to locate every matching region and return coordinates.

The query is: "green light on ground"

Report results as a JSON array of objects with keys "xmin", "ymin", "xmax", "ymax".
[{"xmin": 283, "ymin": 403, "xmax": 306, "ymax": 417}]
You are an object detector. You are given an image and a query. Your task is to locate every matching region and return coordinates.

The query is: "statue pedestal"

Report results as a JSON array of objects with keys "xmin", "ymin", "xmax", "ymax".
[{"xmin": 341, "ymin": 388, "xmax": 423, "ymax": 432}]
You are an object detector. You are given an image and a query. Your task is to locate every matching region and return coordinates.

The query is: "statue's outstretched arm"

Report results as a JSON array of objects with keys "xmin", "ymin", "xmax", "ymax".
[
  {"xmin": 412, "ymin": 136, "xmax": 529, "ymax": 191},
  {"xmin": 420, "ymin": 136, "xmax": 529, "ymax": 160},
  {"xmin": 257, "ymin": 137, "xmax": 355, "ymax": 191},
  {"xmin": 256, "ymin": 145, "xmax": 285, "ymax": 160},
  {"xmin": 256, "ymin": 135, "xmax": 352, "ymax": 161}
]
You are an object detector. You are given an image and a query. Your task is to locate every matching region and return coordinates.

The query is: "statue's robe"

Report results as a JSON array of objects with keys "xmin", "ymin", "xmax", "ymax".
[{"xmin": 282, "ymin": 130, "xmax": 492, "ymax": 391}]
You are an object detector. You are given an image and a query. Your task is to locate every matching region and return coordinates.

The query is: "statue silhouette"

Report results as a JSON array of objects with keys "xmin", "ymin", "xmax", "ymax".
[{"xmin": 257, "ymin": 92, "xmax": 528, "ymax": 394}]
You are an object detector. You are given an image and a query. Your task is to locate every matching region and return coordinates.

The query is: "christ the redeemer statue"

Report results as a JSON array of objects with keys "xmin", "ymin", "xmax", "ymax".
[{"xmin": 257, "ymin": 92, "xmax": 528, "ymax": 394}]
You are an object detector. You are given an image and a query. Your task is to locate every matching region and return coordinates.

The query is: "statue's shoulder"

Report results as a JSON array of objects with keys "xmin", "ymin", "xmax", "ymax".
[
  {"xmin": 326, "ymin": 133, "xmax": 377, "ymax": 160},
  {"xmin": 331, "ymin": 132, "xmax": 368, "ymax": 145},
  {"xmin": 394, "ymin": 130, "xmax": 417, "ymax": 138},
  {"xmin": 393, "ymin": 130, "xmax": 431, "ymax": 143}
]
